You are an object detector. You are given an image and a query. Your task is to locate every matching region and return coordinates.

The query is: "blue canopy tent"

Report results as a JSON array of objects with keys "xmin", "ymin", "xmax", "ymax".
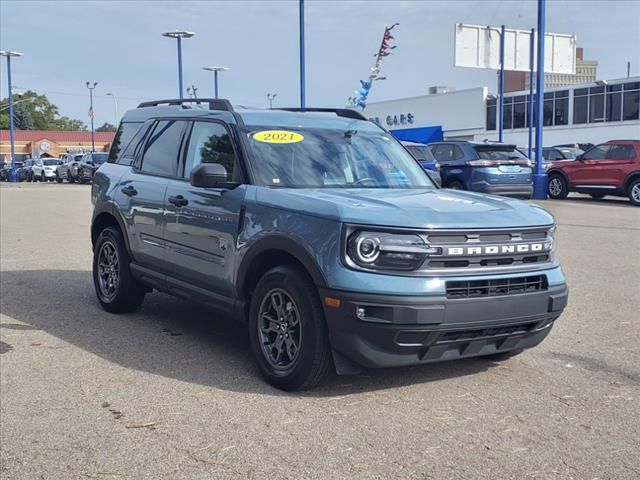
[{"xmin": 390, "ymin": 125, "xmax": 443, "ymax": 144}]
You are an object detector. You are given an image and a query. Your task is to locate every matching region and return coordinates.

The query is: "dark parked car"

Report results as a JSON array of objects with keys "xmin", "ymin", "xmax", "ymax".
[
  {"xmin": 425, "ymin": 141, "xmax": 533, "ymax": 198},
  {"xmin": 541, "ymin": 147, "xmax": 583, "ymax": 171},
  {"xmin": 90, "ymin": 98, "xmax": 567, "ymax": 390},
  {"xmin": 402, "ymin": 141, "xmax": 441, "ymax": 186},
  {"xmin": 547, "ymin": 140, "xmax": 640, "ymax": 205},
  {"xmin": 56, "ymin": 154, "xmax": 85, "ymax": 183},
  {"xmin": 77, "ymin": 153, "xmax": 109, "ymax": 183}
]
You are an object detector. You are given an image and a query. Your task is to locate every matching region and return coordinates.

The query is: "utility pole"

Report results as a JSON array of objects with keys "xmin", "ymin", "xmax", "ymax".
[
  {"xmin": 1, "ymin": 50, "xmax": 24, "ymax": 183},
  {"xmin": 299, "ymin": 0, "xmax": 306, "ymax": 108},
  {"xmin": 532, "ymin": 0, "xmax": 548, "ymax": 200},
  {"xmin": 86, "ymin": 81, "xmax": 98, "ymax": 152}
]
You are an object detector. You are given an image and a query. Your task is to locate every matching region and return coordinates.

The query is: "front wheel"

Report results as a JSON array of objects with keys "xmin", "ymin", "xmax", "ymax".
[
  {"xmin": 548, "ymin": 174, "xmax": 569, "ymax": 199},
  {"xmin": 93, "ymin": 226, "xmax": 146, "ymax": 313},
  {"xmin": 628, "ymin": 178, "xmax": 640, "ymax": 206},
  {"xmin": 248, "ymin": 266, "xmax": 332, "ymax": 391}
]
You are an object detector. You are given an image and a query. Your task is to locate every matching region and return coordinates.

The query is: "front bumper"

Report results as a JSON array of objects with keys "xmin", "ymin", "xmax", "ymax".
[
  {"xmin": 321, "ymin": 283, "xmax": 568, "ymax": 369},
  {"xmin": 477, "ymin": 183, "xmax": 533, "ymax": 198}
]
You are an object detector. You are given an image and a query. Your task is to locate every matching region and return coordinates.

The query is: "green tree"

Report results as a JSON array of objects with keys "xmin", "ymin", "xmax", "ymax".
[
  {"xmin": 13, "ymin": 103, "xmax": 35, "ymax": 130},
  {"xmin": 0, "ymin": 90, "xmax": 87, "ymax": 131},
  {"xmin": 96, "ymin": 122, "xmax": 117, "ymax": 132}
]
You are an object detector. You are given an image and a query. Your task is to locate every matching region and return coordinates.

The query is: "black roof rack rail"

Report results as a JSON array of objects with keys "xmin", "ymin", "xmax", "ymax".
[
  {"xmin": 137, "ymin": 98, "xmax": 234, "ymax": 112},
  {"xmin": 278, "ymin": 107, "xmax": 367, "ymax": 121}
]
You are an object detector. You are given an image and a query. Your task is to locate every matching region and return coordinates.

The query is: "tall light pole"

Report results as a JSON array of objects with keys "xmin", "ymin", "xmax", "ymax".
[
  {"xmin": 86, "ymin": 81, "xmax": 98, "ymax": 152},
  {"xmin": 533, "ymin": 0, "xmax": 548, "ymax": 199},
  {"xmin": 105, "ymin": 92, "xmax": 119, "ymax": 128},
  {"xmin": 162, "ymin": 30, "xmax": 195, "ymax": 99},
  {"xmin": 1, "ymin": 50, "xmax": 24, "ymax": 183},
  {"xmin": 299, "ymin": 0, "xmax": 306, "ymax": 108},
  {"xmin": 203, "ymin": 66, "xmax": 229, "ymax": 99},
  {"xmin": 267, "ymin": 93, "xmax": 277, "ymax": 109}
]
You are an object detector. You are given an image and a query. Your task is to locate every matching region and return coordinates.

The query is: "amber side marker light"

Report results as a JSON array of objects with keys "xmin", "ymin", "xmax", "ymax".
[{"xmin": 324, "ymin": 296, "xmax": 341, "ymax": 308}]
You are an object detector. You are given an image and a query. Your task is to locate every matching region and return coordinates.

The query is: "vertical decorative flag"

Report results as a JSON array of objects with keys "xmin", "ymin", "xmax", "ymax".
[
  {"xmin": 349, "ymin": 23, "xmax": 399, "ymax": 111},
  {"xmin": 88, "ymin": 105, "xmax": 94, "ymax": 119}
]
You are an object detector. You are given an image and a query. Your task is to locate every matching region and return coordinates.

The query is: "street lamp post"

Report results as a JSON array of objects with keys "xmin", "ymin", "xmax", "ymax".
[
  {"xmin": 203, "ymin": 66, "xmax": 229, "ymax": 99},
  {"xmin": 267, "ymin": 93, "xmax": 277, "ymax": 109},
  {"xmin": 162, "ymin": 31, "xmax": 195, "ymax": 99},
  {"xmin": 105, "ymin": 92, "xmax": 119, "ymax": 128},
  {"xmin": 1, "ymin": 50, "xmax": 24, "ymax": 183},
  {"xmin": 86, "ymin": 81, "xmax": 98, "ymax": 152},
  {"xmin": 299, "ymin": 0, "xmax": 306, "ymax": 108}
]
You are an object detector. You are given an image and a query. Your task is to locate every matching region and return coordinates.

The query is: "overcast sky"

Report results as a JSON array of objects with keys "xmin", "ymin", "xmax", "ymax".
[{"xmin": 1, "ymin": 0, "xmax": 639, "ymax": 128}]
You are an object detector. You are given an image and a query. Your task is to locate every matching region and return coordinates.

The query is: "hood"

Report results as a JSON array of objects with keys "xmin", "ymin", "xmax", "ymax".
[{"xmin": 255, "ymin": 188, "xmax": 554, "ymax": 229}]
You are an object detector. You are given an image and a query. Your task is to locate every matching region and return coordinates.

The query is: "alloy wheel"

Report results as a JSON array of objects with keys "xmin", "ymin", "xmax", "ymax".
[
  {"xmin": 632, "ymin": 183, "xmax": 640, "ymax": 203},
  {"xmin": 97, "ymin": 240, "xmax": 119, "ymax": 299},
  {"xmin": 549, "ymin": 178, "xmax": 563, "ymax": 196},
  {"xmin": 258, "ymin": 288, "xmax": 302, "ymax": 370}
]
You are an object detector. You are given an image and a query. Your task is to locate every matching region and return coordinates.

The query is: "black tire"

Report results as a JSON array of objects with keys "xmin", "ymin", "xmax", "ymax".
[
  {"xmin": 93, "ymin": 226, "xmax": 146, "ymax": 313},
  {"xmin": 589, "ymin": 193, "xmax": 605, "ymax": 200},
  {"xmin": 547, "ymin": 173, "xmax": 569, "ymax": 199},
  {"xmin": 56, "ymin": 177, "xmax": 62, "ymax": 183},
  {"xmin": 68, "ymin": 175, "xmax": 75, "ymax": 183},
  {"xmin": 248, "ymin": 266, "xmax": 332, "ymax": 391},
  {"xmin": 628, "ymin": 178, "xmax": 640, "ymax": 206},
  {"xmin": 483, "ymin": 348, "xmax": 524, "ymax": 361},
  {"xmin": 447, "ymin": 180, "xmax": 465, "ymax": 190}
]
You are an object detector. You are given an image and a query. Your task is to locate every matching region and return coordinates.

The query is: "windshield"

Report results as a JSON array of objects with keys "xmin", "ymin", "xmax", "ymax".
[
  {"xmin": 244, "ymin": 127, "xmax": 433, "ymax": 189},
  {"xmin": 92, "ymin": 153, "xmax": 108, "ymax": 164},
  {"xmin": 42, "ymin": 159, "xmax": 59, "ymax": 166},
  {"xmin": 473, "ymin": 145, "xmax": 527, "ymax": 161}
]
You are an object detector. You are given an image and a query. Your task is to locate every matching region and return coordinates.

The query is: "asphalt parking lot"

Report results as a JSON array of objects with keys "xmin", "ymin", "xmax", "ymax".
[{"xmin": 1, "ymin": 183, "xmax": 639, "ymax": 480}]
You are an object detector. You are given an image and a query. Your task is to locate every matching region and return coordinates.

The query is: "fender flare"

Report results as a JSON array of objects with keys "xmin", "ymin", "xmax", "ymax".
[
  {"xmin": 236, "ymin": 235, "xmax": 328, "ymax": 297},
  {"xmin": 91, "ymin": 202, "xmax": 132, "ymax": 255},
  {"xmin": 623, "ymin": 170, "xmax": 640, "ymax": 190}
]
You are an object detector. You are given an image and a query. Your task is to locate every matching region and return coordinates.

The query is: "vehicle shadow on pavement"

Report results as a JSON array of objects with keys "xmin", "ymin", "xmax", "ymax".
[{"xmin": 1, "ymin": 269, "xmax": 495, "ymax": 396}]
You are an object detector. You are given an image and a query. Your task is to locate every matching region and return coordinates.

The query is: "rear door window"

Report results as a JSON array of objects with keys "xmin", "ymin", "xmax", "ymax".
[
  {"xmin": 605, "ymin": 145, "xmax": 636, "ymax": 160},
  {"xmin": 431, "ymin": 145, "xmax": 454, "ymax": 162},
  {"xmin": 140, "ymin": 120, "xmax": 186, "ymax": 177}
]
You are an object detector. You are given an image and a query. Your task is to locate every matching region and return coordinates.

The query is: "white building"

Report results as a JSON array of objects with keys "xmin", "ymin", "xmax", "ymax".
[{"xmin": 364, "ymin": 76, "xmax": 640, "ymax": 147}]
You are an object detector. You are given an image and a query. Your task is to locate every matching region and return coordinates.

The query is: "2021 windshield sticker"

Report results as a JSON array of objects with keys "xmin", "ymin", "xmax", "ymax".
[{"xmin": 252, "ymin": 130, "xmax": 304, "ymax": 144}]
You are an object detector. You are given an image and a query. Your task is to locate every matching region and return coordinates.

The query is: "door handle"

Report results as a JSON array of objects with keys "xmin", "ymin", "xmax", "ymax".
[
  {"xmin": 168, "ymin": 195, "xmax": 189, "ymax": 207},
  {"xmin": 121, "ymin": 185, "xmax": 138, "ymax": 196}
]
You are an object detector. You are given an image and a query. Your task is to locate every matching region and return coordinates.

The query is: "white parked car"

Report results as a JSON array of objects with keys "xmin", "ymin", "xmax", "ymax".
[{"xmin": 32, "ymin": 158, "xmax": 62, "ymax": 182}]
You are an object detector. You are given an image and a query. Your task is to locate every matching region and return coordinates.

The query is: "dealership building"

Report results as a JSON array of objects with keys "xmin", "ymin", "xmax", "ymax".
[
  {"xmin": 364, "ymin": 76, "xmax": 640, "ymax": 147},
  {"xmin": 0, "ymin": 130, "xmax": 114, "ymax": 161}
]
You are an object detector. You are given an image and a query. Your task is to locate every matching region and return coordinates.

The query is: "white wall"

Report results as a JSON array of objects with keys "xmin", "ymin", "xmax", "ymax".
[{"xmin": 365, "ymin": 87, "xmax": 488, "ymax": 138}]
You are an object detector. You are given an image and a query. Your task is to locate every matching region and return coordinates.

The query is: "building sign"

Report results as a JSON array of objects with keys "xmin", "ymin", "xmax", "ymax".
[
  {"xmin": 40, "ymin": 140, "xmax": 51, "ymax": 153},
  {"xmin": 369, "ymin": 113, "xmax": 415, "ymax": 127}
]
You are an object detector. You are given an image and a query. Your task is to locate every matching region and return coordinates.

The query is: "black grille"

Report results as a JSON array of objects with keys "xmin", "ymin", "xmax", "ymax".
[
  {"xmin": 438, "ymin": 322, "xmax": 536, "ymax": 343},
  {"xmin": 446, "ymin": 275, "xmax": 547, "ymax": 299}
]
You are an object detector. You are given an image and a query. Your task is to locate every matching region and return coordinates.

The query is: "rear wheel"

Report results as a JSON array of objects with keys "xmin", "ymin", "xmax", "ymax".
[
  {"xmin": 628, "ymin": 178, "xmax": 640, "ymax": 206},
  {"xmin": 548, "ymin": 174, "xmax": 568, "ymax": 199},
  {"xmin": 248, "ymin": 266, "xmax": 332, "ymax": 391},
  {"xmin": 93, "ymin": 226, "xmax": 146, "ymax": 313}
]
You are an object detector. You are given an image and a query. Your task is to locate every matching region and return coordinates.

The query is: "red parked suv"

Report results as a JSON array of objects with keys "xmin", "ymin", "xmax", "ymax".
[{"xmin": 547, "ymin": 140, "xmax": 640, "ymax": 206}]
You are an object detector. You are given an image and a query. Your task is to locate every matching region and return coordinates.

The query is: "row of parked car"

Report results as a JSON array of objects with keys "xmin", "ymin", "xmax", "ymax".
[
  {"xmin": 0, "ymin": 152, "xmax": 108, "ymax": 183},
  {"xmin": 403, "ymin": 139, "xmax": 640, "ymax": 206}
]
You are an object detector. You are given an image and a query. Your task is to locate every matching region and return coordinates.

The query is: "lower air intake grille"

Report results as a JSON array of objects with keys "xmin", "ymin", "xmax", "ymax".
[{"xmin": 446, "ymin": 275, "xmax": 547, "ymax": 299}]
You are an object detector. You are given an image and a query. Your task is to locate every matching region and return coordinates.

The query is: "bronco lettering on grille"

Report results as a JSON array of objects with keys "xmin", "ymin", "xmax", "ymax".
[{"xmin": 447, "ymin": 242, "xmax": 551, "ymax": 256}]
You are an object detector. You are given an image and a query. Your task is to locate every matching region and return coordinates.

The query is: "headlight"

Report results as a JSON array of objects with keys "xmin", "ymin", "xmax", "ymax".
[{"xmin": 346, "ymin": 230, "xmax": 440, "ymax": 271}]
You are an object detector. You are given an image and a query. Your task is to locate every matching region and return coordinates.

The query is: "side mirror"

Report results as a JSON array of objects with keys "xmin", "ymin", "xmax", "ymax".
[
  {"xmin": 576, "ymin": 154, "xmax": 585, "ymax": 162},
  {"xmin": 190, "ymin": 163, "xmax": 240, "ymax": 189}
]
